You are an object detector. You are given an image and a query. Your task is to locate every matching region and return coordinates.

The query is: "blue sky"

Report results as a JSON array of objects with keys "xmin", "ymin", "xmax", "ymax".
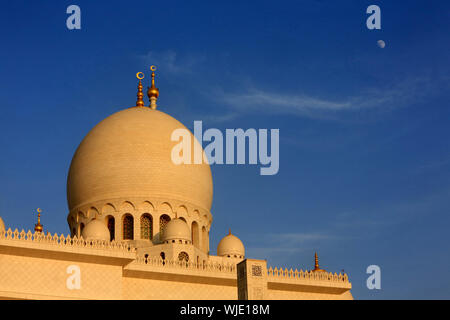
[{"xmin": 0, "ymin": 0, "xmax": 449, "ymax": 299}]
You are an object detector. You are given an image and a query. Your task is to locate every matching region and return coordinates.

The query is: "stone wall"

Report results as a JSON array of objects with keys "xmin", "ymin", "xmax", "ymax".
[{"xmin": 0, "ymin": 229, "xmax": 352, "ymax": 300}]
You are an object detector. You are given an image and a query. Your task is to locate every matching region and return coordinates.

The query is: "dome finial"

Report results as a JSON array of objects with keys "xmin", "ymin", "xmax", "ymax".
[
  {"xmin": 34, "ymin": 208, "xmax": 43, "ymax": 233},
  {"xmin": 147, "ymin": 65, "xmax": 159, "ymax": 110},
  {"xmin": 217, "ymin": 231, "xmax": 245, "ymax": 258},
  {"xmin": 135, "ymin": 72, "xmax": 145, "ymax": 107},
  {"xmin": 312, "ymin": 252, "xmax": 326, "ymax": 272},
  {"xmin": 228, "ymin": 228, "xmax": 231, "ymax": 235}
]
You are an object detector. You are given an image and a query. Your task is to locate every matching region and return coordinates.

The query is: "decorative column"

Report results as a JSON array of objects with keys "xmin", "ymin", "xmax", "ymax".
[{"xmin": 237, "ymin": 259, "xmax": 268, "ymax": 300}]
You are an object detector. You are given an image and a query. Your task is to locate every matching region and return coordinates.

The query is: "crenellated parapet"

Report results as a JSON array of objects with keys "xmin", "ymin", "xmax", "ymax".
[
  {"xmin": 133, "ymin": 254, "xmax": 237, "ymax": 274},
  {"xmin": 267, "ymin": 266, "xmax": 349, "ymax": 284},
  {"xmin": 123, "ymin": 254, "xmax": 238, "ymax": 287},
  {"xmin": 0, "ymin": 228, "xmax": 136, "ymax": 254}
]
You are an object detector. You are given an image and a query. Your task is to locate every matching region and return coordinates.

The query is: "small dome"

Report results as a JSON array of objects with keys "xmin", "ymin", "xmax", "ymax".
[
  {"xmin": 162, "ymin": 219, "xmax": 191, "ymax": 242},
  {"xmin": 81, "ymin": 219, "xmax": 110, "ymax": 241},
  {"xmin": 0, "ymin": 217, "xmax": 5, "ymax": 232},
  {"xmin": 217, "ymin": 231, "xmax": 245, "ymax": 258}
]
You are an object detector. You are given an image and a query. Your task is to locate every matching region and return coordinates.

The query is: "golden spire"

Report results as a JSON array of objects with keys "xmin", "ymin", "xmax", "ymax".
[
  {"xmin": 147, "ymin": 65, "xmax": 159, "ymax": 110},
  {"xmin": 34, "ymin": 208, "xmax": 43, "ymax": 233},
  {"xmin": 312, "ymin": 252, "xmax": 326, "ymax": 272},
  {"xmin": 228, "ymin": 229, "xmax": 231, "ymax": 235},
  {"xmin": 135, "ymin": 72, "xmax": 145, "ymax": 107}
]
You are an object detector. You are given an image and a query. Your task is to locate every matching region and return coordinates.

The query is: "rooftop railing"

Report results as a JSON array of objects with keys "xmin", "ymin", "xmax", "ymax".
[
  {"xmin": 267, "ymin": 266, "xmax": 349, "ymax": 283},
  {"xmin": 132, "ymin": 255, "xmax": 237, "ymax": 275},
  {"xmin": 0, "ymin": 228, "xmax": 135, "ymax": 253}
]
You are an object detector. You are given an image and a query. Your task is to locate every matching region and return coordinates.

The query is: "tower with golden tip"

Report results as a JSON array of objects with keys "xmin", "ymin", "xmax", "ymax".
[
  {"xmin": 147, "ymin": 65, "xmax": 159, "ymax": 109},
  {"xmin": 135, "ymin": 72, "xmax": 145, "ymax": 107},
  {"xmin": 312, "ymin": 252, "xmax": 326, "ymax": 272},
  {"xmin": 34, "ymin": 208, "xmax": 43, "ymax": 233}
]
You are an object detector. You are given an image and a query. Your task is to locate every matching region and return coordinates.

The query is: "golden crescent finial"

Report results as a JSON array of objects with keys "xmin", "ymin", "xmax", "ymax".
[
  {"xmin": 135, "ymin": 72, "xmax": 145, "ymax": 107},
  {"xmin": 136, "ymin": 72, "xmax": 145, "ymax": 80},
  {"xmin": 34, "ymin": 208, "xmax": 43, "ymax": 233},
  {"xmin": 147, "ymin": 65, "xmax": 159, "ymax": 110}
]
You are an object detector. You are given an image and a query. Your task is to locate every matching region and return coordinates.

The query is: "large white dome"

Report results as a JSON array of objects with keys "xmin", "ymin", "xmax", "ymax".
[{"xmin": 67, "ymin": 107, "xmax": 213, "ymax": 212}]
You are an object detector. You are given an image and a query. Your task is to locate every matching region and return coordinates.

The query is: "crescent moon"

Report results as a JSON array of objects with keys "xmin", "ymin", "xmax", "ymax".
[
  {"xmin": 37, "ymin": 208, "xmax": 41, "ymax": 213},
  {"xmin": 136, "ymin": 72, "xmax": 145, "ymax": 80},
  {"xmin": 150, "ymin": 65, "xmax": 156, "ymax": 71}
]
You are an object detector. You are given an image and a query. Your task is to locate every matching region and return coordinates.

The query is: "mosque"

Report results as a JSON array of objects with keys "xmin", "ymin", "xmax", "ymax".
[{"xmin": 0, "ymin": 68, "xmax": 353, "ymax": 300}]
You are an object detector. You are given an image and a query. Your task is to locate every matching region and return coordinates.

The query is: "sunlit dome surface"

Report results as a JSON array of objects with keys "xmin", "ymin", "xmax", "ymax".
[
  {"xmin": 217, "ymin": 232, "xmax": 245, "ymax": 257},
  {"xmin": 67, "ymin": 107, "xmax": 213, "ymax": 212},
  {"xmin": 81, "ymin": 219, "xmax": 110, "ymax": 241},
  {"xmin": 162, "ymin": 218, "xmax": 191, "ymax": 242}
]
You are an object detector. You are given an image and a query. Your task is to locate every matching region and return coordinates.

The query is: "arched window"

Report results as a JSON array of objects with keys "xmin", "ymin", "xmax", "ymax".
[
  {"xmin": 79, "ymin": 223, "xmax": 85, "ymax": 237},
  {"xmin": 140, "ymin": 214, "xmax": 153, "ymax": 240},
  {"xmin": 107, "ymin": 216, "xmax": 115, "ymax": 241},
  {"xmin": 202, "ymin": 226, "xmax": 208, "ymax": 253},
  {"xmin": 178, "ymin": 251, "xmax": 189, "ymax": 262},
  {"xmin": 123, "ymin": 214, "xmax": 134, "ymax": 240},
  {"xmin": 69, "ymin": 216, "xmax": 75, "ymax": 229},
  {"xmin": 159, "ymin": 214, "xmax": 171, "ymax": 238},
  {"xmin": 191, "ymin": 222, "xmax": 199, "ymax": 248}
]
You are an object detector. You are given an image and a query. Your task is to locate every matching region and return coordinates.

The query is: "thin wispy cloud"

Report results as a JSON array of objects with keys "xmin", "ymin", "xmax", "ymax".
[
  {"xmin": 139, "ymin": 50, "xmax": 204, "ymax": 74},
  {"xmin": 276, "ymin": 232, "xmax": 333, "ymax": 242},
  {"xmin": 245, "ymin": 231, "xmax": 338, "ymax": 262},
  {"xmin": 136, "ymin": 50, "xmax": 448, "ymax": 124},
  {"xmin": 416, "ymin": 155, "xmax": 450, "ymax": 171},
  {"xmin": 246, "ymin": 246, "xmax": 308, "ymax": 260},
  {"xmin": 208, "ymin": 75, "xmax": 442, "ymax": 121},
  {"xmin": 199, "ymin": 112, "xmax": 239, "ymax": 123}
]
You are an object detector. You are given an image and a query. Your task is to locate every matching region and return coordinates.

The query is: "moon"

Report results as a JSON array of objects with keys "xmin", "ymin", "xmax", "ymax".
[{"xmin": 377, "ymin": 40, "xmax": 386, "ymax": 48}]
